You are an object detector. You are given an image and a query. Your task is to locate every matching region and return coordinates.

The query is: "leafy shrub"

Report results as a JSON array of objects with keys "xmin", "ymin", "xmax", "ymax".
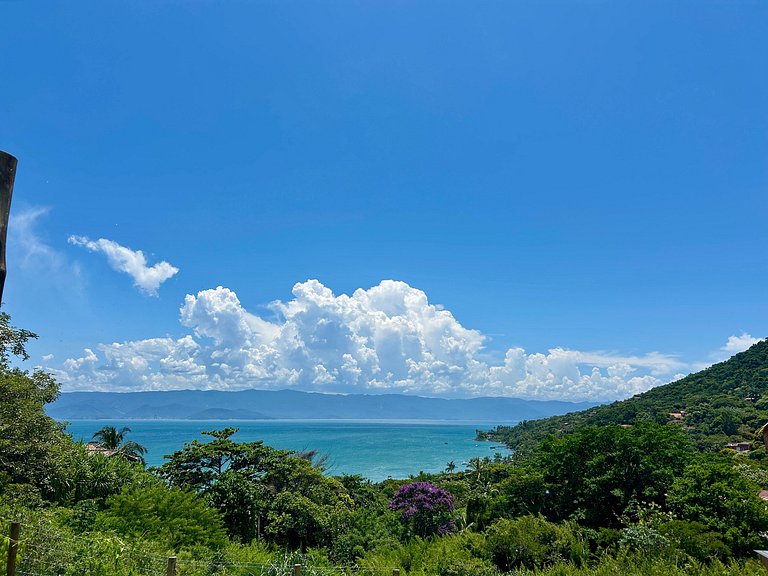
[
  {"xmin": 734, "ymin": 461, "xmax": 768, "ymax": 487},
  {"xmin": 331, "ymin": 506, "xmax": 401, "ymax": 563},
  {"xmin": 99, "ymin": 483, "xmax": 228, "ymax": 550},
  {"xmin": 659, "ymin": 520, "xmax": 731, "ymax": 563},
  {"xmin": 65, "ymin": 499, "xmax": 98, "ymax": 532},
  {"xmin": 618, "ymin": 525, "xmax": 669, "ymax": 554},
  {"xmin": 484, "ymin": 515, "xmax": 588, "ymax": 571},
  {"xmin": 667, "ymin": 457, "xmax": 768, "ymax": 556},
  {"xmin": 266, "ymin": 490, "xmax": 341, "ymax": 550},
  {"xmin": 357, "ymin": 532, "xmax": 496, "ymax": 576}
]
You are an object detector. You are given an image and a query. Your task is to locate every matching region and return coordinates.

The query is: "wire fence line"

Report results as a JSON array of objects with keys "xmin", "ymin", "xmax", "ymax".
[{"xmin": 3, "ymin": 520, "xmax": 405, "ymax": 576}]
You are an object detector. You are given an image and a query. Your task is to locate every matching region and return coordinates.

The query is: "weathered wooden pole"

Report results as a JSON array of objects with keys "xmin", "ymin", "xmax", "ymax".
[
  {"xmin": 392, "ymin": 569, "xmax": 401, "ymax": 576},
  {"xmin": 0, "ymin": 151, "xmax": 18, "ymax": 306},
  {"xmin": 292, "ymin": 563, "xmax": 301, "ymax": 576},
  {"xmin": 6, "ymin": 521, "xmax": 20, "ymax": 576},
  {"xmin": 166, "ymin": 556, "xmax": 177, "ymax": 576}
]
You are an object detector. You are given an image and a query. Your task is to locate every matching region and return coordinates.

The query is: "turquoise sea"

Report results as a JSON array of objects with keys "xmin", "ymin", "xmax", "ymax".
[{"xmin": 63, "ymin": 420, "xmax": 514, "ymax": 482}]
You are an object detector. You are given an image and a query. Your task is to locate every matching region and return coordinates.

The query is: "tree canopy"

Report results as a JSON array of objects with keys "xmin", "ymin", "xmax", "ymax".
[
  {"xmin": 0, "ymin": 313, "xmax": 70, "ymax": 501},
  {"xmin": 92, "ymin": 426, "xmax": 147, "ymax": 465},
  {"xmin": 157, "ymin": 427, "xmax": 353, "ymax": 547}
]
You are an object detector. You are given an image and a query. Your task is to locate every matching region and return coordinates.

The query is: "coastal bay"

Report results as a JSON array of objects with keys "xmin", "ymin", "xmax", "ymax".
[{"xmin": 63, "ymin": 419, "xmax": 514, "ymax": 481}]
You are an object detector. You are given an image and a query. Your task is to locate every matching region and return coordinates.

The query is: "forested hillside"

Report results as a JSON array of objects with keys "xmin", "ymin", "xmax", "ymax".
[{"xmin": 482, "ymin": 340, "xmax": 768, "ymax": 453}]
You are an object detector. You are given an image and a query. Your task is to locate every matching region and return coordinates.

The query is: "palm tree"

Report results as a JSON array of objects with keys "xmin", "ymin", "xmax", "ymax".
[
  {"xmin": 92, "ymin": 425, "xmax": 147, "ymax": 465},
  {"xmin": 297, "ymin": 448, "xmax": 330, "ymax": 472},
  {"xmin": 467, "ymin": 456, "xmax": 486, "ymax": 482}
]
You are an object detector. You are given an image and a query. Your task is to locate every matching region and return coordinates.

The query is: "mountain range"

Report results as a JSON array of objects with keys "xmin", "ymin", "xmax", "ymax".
[{"xmin": 46, "ymin": 389, "xmax": 598, "ymax": 421}]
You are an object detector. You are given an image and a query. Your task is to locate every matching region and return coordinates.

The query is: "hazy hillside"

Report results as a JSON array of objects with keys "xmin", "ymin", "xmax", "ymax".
[
  {"xmin": 482, "ymin": 339, "xmax": 768, "ymax": 452},
  {"xmin": 46, "ymin": 388, "xmax": 598, "ymax": 421}
]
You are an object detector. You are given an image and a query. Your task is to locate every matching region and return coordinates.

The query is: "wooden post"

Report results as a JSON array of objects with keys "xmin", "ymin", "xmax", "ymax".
[
  {"xmin": 6, "ymin": 521, "xmax": 20, "ymax": 576},
  {"xmin": 292, "ymin": 564, "xmax": 301, "ymax": 576},
  {"xmin": 166, "ymin": 556, "xmax": 177, "ymax": 576},
  {"xmin": 392, "ymin": 570, "xmax": 401, "ymax": 576},
  {"xmin": 0, "ymin": 151, "xmax": 17, "ymax": 306}
]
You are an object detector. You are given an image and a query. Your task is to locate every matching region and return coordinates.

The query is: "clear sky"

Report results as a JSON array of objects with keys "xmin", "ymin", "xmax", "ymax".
[{"xmin": 1, "ymin": 0, "xmax": 766, "ymax": 401}]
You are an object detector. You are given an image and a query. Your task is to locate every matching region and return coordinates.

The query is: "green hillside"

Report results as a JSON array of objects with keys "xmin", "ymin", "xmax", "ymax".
[{"xmin": 481, "ymin": 339, "xmax": 768, "ymax": 453}]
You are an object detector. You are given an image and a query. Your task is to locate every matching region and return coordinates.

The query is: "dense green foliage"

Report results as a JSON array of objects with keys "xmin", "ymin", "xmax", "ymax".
[
  {"xmin": 0, "ymin": 314, "xmax": 69, "ymax": 501},
  {"xmin": 157, "ymin": 427, "xmax": 353, "ymax": 548},
  {"xmin": 667, "ymin": 457, "xmax": 768, "ymax": 556},
  {"xmin": 534, "ymin": 423, "xmax": 695, "ymax": 527},
  {"xmin": 99, "ymin": 481, "xmax": 229, "ymax": 550},
  {"xmin": 92, "ymin": 425, "xmax": 148, "ymax": 464},
  {"xmin": 3, "ymin": 317, "xmax": 768, "ymax": 575}
]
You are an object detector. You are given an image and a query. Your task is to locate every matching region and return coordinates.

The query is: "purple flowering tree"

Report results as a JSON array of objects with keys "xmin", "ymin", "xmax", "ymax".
[{"xmin": 388, "ymin": 481, "xmax": 456, "ymax": 537}]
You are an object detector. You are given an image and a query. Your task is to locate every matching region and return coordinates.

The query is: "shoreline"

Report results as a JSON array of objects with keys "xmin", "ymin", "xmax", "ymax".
[{"xmin": 56, "ymin": 417, "xmax": 520, "ymax": 425}]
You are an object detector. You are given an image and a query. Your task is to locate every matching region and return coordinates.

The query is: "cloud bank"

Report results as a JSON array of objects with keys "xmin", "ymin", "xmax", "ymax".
[
  {"xmin": 68, "ymin": 236, "xmax": 178, "ymax": 295},
  {"xmin": 53, "ymin": 280, "xmax": 763, "ymax": 401}
]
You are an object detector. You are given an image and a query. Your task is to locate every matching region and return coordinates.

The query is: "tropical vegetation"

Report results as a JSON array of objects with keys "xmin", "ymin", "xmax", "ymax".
[
  {"xmin": 92, "ymin": 425, "xmax": 147, "ymax": 464},
  {"xmin": 2, "ymin": 312, "xmax": 768, "ymax": 575}
]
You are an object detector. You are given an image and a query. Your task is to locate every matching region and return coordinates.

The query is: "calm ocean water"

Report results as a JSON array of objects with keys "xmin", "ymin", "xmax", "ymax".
[{"xmin": 63, "ymin": 420, "xmax": 514, "ymax": 481}]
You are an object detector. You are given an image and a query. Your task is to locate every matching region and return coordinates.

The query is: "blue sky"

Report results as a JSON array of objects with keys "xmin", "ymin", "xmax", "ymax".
[{"xmin": 1, "ymin": 1, "xmax": 766, "ymax": 401}]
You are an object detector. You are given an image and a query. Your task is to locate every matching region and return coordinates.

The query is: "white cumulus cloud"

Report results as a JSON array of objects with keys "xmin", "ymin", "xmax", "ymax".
[
  {"xmin": 722, "ymin": 332, "xmax": 761, "ymax": 354},
  {"xmin": 68, "ymin": 235, "xmax": 178, "ymax": 296},
  {"xmin": 52, "ymin": 280, "xmax": 765, "ymax": 401},
  {"xmin": 689, "ymin": 332, "xmax": 765, "ymax": 370}
]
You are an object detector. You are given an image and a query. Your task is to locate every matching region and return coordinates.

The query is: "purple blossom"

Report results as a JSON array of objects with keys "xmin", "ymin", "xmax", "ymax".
[{"xmin": 389, "ymin": 481, "xmax": 455, "ymax": 537}]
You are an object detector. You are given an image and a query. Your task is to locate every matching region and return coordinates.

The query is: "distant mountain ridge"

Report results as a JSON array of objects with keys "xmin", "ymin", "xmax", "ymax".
[{"xmin": 46, "ymin": 389, "xmax": 598, "ymax": 421}]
